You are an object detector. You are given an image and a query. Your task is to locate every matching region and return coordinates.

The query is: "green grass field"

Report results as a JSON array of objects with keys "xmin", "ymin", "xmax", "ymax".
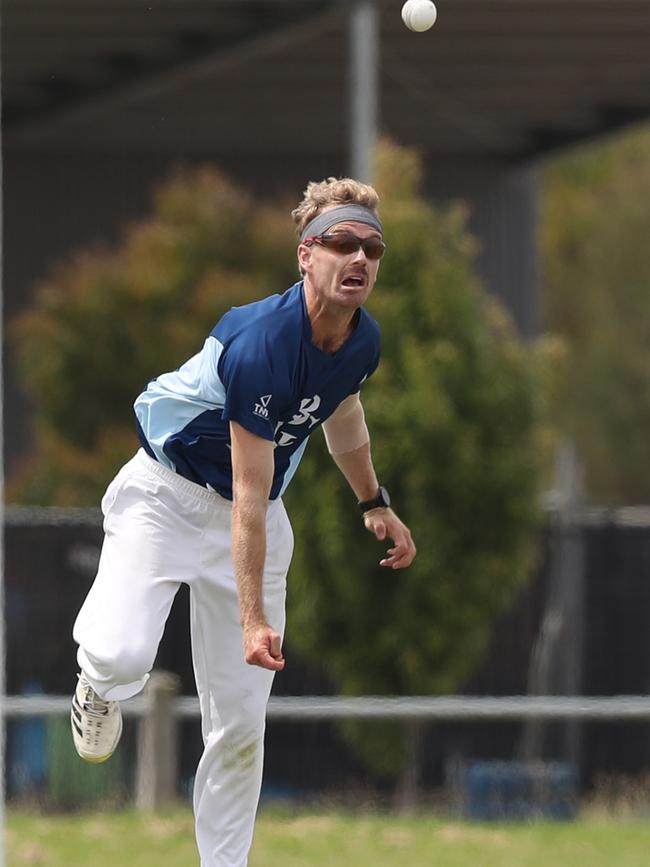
[{"xmin": 6, "ymin": 807, "xmax": 650, "ymax": 867}]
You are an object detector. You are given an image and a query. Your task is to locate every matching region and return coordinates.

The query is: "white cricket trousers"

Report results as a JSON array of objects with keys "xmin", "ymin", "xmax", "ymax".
[{"xmin": 73, "ymin": 449, "xmax": 293, "ymax": 867}]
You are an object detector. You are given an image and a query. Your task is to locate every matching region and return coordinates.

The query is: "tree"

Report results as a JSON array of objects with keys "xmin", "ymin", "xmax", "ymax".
[
  {"xmin": 11, "ymin": 143, "xmax": 549, "ymax": 787},
  {"xmin": 285, "ymin": 143, "xmax": 549, "ymax": 780},
  {"xmin": 542, "ymin": 124, "xmax": 650, "ymax": 504},
  {"xmin": 9, "ymin": 167, "xmax": 297, "ymax": 504}
]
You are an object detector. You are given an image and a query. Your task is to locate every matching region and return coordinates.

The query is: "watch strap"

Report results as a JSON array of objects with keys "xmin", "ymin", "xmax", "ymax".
[{"xmin": 358, "ymin": 486, "xmax": 391, "ymax": 514}]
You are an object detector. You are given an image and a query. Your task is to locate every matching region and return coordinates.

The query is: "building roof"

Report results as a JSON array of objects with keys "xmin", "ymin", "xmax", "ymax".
[{"xmin": 4, "ymin": 0, "xmax": 650, "ymax": 160}]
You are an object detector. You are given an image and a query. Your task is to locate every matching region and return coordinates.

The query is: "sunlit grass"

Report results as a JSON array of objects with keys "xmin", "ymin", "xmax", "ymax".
[{"xmin": 6, "ymin": 806, "xmax": 650, "ymax": 867}]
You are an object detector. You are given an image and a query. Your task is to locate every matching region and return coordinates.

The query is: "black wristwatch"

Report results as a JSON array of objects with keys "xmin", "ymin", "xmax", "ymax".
[{"xmin": 358, "ymin": 486, "xmax": 391, "ymax": 514}]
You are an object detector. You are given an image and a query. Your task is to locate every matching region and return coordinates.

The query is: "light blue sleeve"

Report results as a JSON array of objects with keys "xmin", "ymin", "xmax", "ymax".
[{"xmin": 134, "ymin": 336, "xmax": 226, "ymax": 466}]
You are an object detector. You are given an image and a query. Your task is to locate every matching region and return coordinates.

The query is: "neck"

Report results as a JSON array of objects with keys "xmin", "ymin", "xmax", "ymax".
[{"xmin": 303, "ymin": 279, "xmax": 357, "ymax": 354}]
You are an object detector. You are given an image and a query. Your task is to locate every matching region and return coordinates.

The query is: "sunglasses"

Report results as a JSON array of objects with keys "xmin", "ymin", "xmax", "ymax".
[{"xmin": 304, "ymin": 232, "xmax": 386, "ymax": 260}]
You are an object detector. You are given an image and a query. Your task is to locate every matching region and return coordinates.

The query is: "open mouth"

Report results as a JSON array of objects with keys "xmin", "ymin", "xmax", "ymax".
[{"xmin": 341, "ymin": 275, "xmax": 366, "ymax": 288}]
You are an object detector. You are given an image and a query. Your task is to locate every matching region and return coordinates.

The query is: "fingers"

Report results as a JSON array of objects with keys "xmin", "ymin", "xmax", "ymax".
[
  {"xmin": 380, "ymin": 545, "xmax": 415, "ymax": 569},
  {"xmin": 269, "ymin": 632, "xmax": 283, "ymax": 659},
  {"xmin": 364, "ymin": 512, "xmax": 417, "ymax": 569},
  {"xmin": 364, "ymin": 512, "xmax": 387, "ymax": 540},
  {"xmin": 246, "ymin": 645, "xmax": 285, "ymax": 671},
  {"xmin": 254, "ymin": 650, "xmax": 285, "ymax": 672},
  {"xmin": 379, "ymin": 530, "xmax": 417, "ymax": 570},
  {"xmin": 244, "ymin": 627, "xmax": 285, "ymax": 671},
  {"xmin": 365, "ymin": 512, "xmax": 417, "ymax": 569}
]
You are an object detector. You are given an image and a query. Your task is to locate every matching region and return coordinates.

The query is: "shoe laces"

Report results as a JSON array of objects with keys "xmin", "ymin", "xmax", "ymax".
[
  {"xmin": 82, "ymin": 690, "xmax": 111, "ymax": 716},
  {"xmin": 78, "ymin": 675, "xmax": 111, "ymax": 716}
]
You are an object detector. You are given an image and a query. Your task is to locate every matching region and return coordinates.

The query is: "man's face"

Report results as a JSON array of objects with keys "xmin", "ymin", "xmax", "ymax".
[{"xmin": 298, "ymin": 220, "xmax": 383, "ymax": 310}]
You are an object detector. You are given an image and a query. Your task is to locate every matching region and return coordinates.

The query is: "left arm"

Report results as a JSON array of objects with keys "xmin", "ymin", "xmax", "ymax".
[
  {"xmin": 322, "ymin": 394, "xmax": 417, "ymax": 569},
  {"xmin": 230, "ymin": 421, "xmax": 285, "ymax": 671}
]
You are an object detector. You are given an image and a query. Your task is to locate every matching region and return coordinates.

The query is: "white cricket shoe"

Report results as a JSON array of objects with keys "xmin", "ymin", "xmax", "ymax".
[{"xmin": 71, "ymin": 672, "xmax": 123, "ymax": 764}]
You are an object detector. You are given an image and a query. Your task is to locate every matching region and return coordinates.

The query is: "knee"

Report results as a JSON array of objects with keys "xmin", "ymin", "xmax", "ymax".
[
  {"xmin": 209, "ymin": 722, "xmax": 265, "ymax": 775},
  {"xmin": 225, "ymin": 690, "xmax": 269, "ymax": 735},
  {"xmin": 206, "ymin": 699, "xmax": 267, "ymax": 750},
  {"xmin": 92, "ymin": 641, "xmax": 154, "ymax": 687}
]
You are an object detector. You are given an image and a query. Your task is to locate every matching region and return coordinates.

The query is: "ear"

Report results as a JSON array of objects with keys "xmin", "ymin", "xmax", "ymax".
[{"xmin": 297, "ymin": 243, "xmax": 312, "ymax": 273}]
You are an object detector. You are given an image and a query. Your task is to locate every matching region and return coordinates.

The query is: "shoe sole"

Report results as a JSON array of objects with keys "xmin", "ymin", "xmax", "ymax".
[{"xmin": 78, "ymin": 750, "xmax": 115, "ymax": 765}]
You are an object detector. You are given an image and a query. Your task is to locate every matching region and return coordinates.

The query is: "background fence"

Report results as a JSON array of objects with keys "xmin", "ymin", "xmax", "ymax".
[{"xmin": 4, "ymin": 505, "xmax": 650, "ymax": 813}]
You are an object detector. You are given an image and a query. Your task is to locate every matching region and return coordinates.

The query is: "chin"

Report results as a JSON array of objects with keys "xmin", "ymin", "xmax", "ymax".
[
  {"xmin": 338, "ymin": 282, "xmax": 370, "ymax": 298},
  {"xmin": 336, "ymin": 291, "xmax": 366, "ymax": 308}
]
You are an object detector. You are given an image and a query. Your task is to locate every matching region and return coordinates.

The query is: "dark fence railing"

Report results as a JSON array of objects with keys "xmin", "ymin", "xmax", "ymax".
[{"xmin": 4, "ymin": 505, "xmax": 650, "ymax": 804}]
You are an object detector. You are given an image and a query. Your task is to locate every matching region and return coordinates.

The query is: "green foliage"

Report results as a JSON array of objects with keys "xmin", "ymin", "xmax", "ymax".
[
  {"xmin": 11, "ymin": 143, "xmax": 547, "ymax": 780},
  {"xmin": 542, "ymin": 124, "xmax": 650, "ymax": 503},
  {"xmin": 285, "ymin": 142, "xmax": 547, "ymax": 776},
  {"xmin": 10, "ymin": 167, "xmax": 297, "ymax": 504}
]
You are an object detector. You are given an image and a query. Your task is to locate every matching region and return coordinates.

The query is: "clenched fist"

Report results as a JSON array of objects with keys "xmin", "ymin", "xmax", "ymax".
[{"xmin": 243, "ymin": 623, "xmax": 285, "ymax": 671}]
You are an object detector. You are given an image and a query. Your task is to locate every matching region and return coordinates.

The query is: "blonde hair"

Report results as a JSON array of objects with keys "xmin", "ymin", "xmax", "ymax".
[{"xmin": 291, "ymin": 177, "xmax": 380, "ymax": 237}]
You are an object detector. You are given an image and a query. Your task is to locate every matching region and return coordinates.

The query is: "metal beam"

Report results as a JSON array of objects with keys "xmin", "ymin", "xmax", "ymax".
[
  {"xmin": 349, "ymin": 0, "xmax": 379, "ymax": 182},
  {"xmin": 7, "ymin": 693, "xmax": 650, "ymax": 721}
]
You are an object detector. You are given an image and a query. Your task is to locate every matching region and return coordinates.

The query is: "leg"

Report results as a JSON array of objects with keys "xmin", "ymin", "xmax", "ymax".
[
  {"xmin": 190, "ymin": 500, "xmax": 293, "ymax": 867},
  {"xmin": 73, "ymin": 453, "xmax": 200, "ymax": 701}
]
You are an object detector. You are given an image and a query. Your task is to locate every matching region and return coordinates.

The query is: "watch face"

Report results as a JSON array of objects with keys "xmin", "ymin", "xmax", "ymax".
[
  {"xmin": 379, "ymin": 486, "xmax": 391, "ymax": 507},
  {"xmin": 359, "ymin": 486, "xmax": 391, "ymax": 512}
]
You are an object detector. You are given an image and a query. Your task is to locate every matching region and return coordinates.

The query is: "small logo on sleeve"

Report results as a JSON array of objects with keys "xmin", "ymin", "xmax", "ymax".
[{"xmin": 254, "ymin": 394, "xmax": 272, "ymax": 418}]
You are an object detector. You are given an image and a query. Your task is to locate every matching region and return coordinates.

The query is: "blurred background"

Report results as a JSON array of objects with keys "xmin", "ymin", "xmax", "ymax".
[{"xmin": 4, "ymin": 0, "xmax": 650, "ymax": 861}]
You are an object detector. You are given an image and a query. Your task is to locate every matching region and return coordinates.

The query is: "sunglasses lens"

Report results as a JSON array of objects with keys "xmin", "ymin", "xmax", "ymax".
[
  {"xmin": 362, "ymin": 238, "xmax": 385, "ymax": 260},
  {"xmin": 328, "ymin": 235, "xmax": 359, "ymax": 255},
  {"xmin": 321, "ymin": 233, "xmax": 385, "ymax": 259}
]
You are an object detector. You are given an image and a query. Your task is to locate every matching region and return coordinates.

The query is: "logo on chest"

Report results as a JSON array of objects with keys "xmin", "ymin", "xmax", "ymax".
[{"xmin": 275, "ymin": 395, "xmax": 321, "ymax": 447}]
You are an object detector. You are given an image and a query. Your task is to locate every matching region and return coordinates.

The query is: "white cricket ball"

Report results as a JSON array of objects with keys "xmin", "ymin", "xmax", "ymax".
[{"xmin": 401, "ymin": 0, "xmax": 437, "ymax": 32}]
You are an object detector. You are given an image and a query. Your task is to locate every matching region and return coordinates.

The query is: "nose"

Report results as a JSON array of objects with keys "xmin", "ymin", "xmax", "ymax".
[{"xmin": 351, "ymin": 243, "xmax": 368, "ymax": 263}]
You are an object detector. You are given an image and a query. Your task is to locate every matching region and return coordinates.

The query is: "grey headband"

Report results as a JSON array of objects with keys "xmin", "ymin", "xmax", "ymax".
[{"xmin": 300, "ymin": 205, "xmax": 383, "ymax": 242}]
